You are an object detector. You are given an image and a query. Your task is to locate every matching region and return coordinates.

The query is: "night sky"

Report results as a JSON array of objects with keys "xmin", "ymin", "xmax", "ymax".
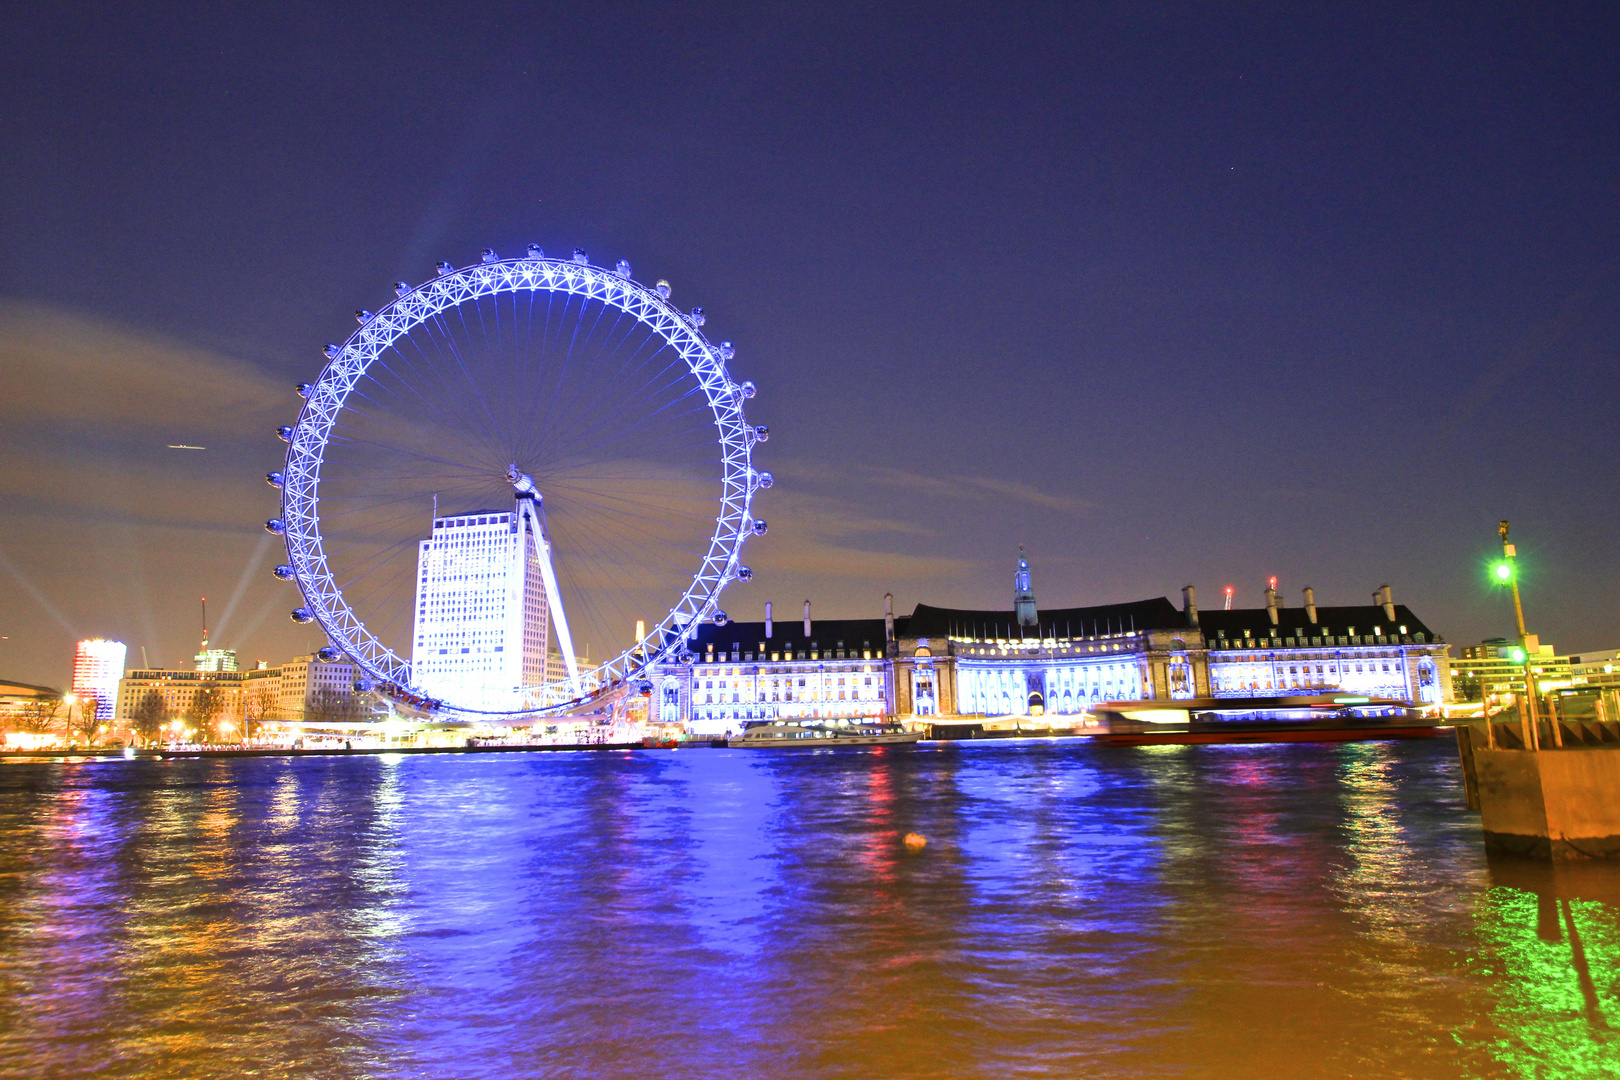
[{"xmin": 3, "ymin": 4, "xmax": 1619, "ymax": 688}]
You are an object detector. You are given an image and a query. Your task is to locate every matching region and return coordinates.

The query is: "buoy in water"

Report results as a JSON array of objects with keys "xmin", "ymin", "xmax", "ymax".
[{"xmin": 903, "ymin": 832, "xmax": 927, "ymax": 850}]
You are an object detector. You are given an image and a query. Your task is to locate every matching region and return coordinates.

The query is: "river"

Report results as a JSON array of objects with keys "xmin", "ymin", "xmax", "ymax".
[{"xmin": 1, "ymin": 739, "xmax": 1616, "ymax": 1078}]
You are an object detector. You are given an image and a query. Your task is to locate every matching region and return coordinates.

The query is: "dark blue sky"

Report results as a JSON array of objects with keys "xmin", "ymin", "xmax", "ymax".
[{"xmin": 2, "ymin": 3, "xmax": 1618, "ymax": 685}]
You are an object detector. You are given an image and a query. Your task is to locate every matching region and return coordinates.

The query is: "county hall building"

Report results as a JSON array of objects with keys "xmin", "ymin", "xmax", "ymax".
[{"xmin": 654, "ymin": 553, "xmax": 1453, "ymax": 736}]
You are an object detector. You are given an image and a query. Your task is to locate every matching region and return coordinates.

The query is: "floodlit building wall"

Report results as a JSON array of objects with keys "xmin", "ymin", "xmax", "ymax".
[{"xmin": 71, "ymin": 639, "xmax": 126, "ymax": 719}]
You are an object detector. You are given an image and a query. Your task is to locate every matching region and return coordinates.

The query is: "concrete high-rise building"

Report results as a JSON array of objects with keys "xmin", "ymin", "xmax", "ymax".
[
  {"xmin": 72, "ymin": 639, "xmax": 126, "ymax": 719},
  {"xmin": 411, "ymin": 508, "xmax": 557, "ymax": 710}
]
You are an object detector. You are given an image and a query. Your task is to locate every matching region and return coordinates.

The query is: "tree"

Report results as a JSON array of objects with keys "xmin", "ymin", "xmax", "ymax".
[
  {"xmin": 132, "ymin": 689, "xmax": 169, "ymax": 745},
  {"xmin": 192, "ymin": 681, "xmax": 227, "ymax": 742},
  {"xmin": 68, "ymin": 695, "xmax": 103, "ymax": 745},
  {"xmin": 14, "ymin": 697, "xmax": 62, "ymax": 736},
  {"xmin": 242, "ymin": 684, "xmax": 277, "ymax": 741},
  {"xmin": 307, "ymin": 689, "xmax": 369, "ymax": 726}
]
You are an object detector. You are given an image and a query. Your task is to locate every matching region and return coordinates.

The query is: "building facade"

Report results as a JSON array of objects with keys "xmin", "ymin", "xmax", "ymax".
[
  {"xmin": 71, "ymin": 639, "xmax": 127, "ymax": 719},
  {"xmin": 194, "ymin": 648, "xmax": 239, "ymax": 672},
  {"xmin": 646, "ymin": 562, "xmax": 1454, "ymax": 731},
  {"xmin": 654, "ymin": 609, "xmax": 892, "ymax": 736},
  {"xmin": 115, "ymin": 653, "xmax": 357, "ymax": 726},
  {"xmin": 411, "ymin": 508, "xmax": 555, "ymax": 710},
  {"xmin": 115, "ymin": 668, "xmax": 249, "ymax": 727},
  {"xmin": 1450, "ymin": 639, "xmax": 1620, "ymax": 700},
  {"xmin": 274, "ymin": 654, "xmax": 357, "ymax": 720}
]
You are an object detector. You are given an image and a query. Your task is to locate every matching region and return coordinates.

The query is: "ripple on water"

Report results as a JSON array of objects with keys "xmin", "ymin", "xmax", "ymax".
[{"xmin": 1, "ymin": 742, "xmax": 1618, "ymax": 1078}]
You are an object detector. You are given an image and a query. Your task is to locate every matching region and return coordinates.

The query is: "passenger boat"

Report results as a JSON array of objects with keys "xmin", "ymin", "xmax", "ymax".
[{"xmin": 733, "ymin": 719, "xmax": 924, "ymax": 748}]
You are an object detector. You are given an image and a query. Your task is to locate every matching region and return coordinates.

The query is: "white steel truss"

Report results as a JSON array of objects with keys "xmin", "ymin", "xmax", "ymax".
[{"xmin": 278, "ymin": 254, "xmax": 759, "ymax": 715}]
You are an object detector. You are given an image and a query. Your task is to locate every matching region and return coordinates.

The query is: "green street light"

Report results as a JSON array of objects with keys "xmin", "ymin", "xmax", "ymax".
[{"xmin": 1497, "ymin": 520, "xmax": 1541, "ymax": 748}]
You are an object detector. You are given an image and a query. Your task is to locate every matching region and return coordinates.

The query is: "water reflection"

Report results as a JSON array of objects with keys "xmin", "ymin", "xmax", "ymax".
[{"xmin": 1, "ymin": 741, "xmax": 1618, "ymax": 1077}]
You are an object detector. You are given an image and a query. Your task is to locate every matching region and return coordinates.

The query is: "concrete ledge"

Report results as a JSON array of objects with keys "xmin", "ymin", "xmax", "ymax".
[
  {"xmin": 1484, "ymin": 830, "xmax": 1620, "ymax": 861},
  {"xmin": 1474, "ymin": 746, "xmax": 1620, "ymax": 861}
]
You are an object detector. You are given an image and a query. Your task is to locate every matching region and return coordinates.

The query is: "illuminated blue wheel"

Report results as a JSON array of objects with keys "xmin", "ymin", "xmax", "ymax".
[{"xmin": 268, "ymin": 247, "xmax": 769, "ymax": 714}]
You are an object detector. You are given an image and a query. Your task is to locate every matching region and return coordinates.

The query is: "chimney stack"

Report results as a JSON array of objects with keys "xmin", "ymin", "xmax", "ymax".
[
  {"xmin": 1182, "ymin": 585, "xmax": 1199, "ymax": 627},
  {"xmin": 1264, "ymin": 586, "xmax": 1279, "ymax": 626},
  {"xmin": 765, "ymin": 601, "xmax": 773, "ymax": 639},
  {"xmin": 1303, "ymin": 586, "xmax": 1317, "ymax": 624},
  {"xmin": 884, "ymin": 592, "xmax": 895, "ymax": 651},
  {"xmin": 803, "ymin": 600, "xmax": 812, "ymax": 638},
  {"xmin": 1378, "ymin": 584, "xmax": 1396, "ymax": 623}
]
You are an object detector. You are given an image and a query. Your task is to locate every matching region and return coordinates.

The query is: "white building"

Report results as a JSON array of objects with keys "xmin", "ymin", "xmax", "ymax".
[
  {"xmin": 411, "ymin": 508, "xmax": 556, "ymax": 710},
  {"xmin": 72, "ymin": 639, "xmax": 126, "ymax": 719},
  {"xmin": 645, "ymin": 558, "xmax": 1453, "ymax": 734},
  {"xmin": 275, "ymin": 654, "xmax": 356, "ymax": 720}
]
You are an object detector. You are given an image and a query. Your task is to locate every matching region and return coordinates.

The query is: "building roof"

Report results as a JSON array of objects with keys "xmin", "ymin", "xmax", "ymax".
[
  {"xmin": 0, "ymin": 680, "xmax": 61, "ymax": 700},
  {"xmin": 437, "ymin": 509, "xmax": 512, "ymax": 521},
  {"xmin": 900, "ymin": 598, "xmax": 1186, "ymax": 641},
  {"xmin": 667, "ymin": 597, "xmax": 1442, "ymax": 653},
  {"xmin": 1195, "ymin": 604, "xmax": 1437, "ymax": 640},
  {"xmin": 680, "ymin": 617, "xmax": 887, "ymax": 653}
]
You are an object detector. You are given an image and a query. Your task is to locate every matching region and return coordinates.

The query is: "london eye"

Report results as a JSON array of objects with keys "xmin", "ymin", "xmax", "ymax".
[{"xmin": 264, "ymin": 246, "xmax": 770, "ymax": 715}]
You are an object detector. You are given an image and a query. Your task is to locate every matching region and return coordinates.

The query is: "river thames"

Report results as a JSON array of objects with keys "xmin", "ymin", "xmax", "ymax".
[{"xmin": 1, "ymin": 740, "xmax": 1616, "ymax": 1078}]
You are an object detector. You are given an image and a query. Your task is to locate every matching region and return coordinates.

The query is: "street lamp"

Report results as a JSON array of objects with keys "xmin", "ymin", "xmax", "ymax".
[{"xmin": 1497, "ymin": 520, "xmax": 1541, "ymax": 748}]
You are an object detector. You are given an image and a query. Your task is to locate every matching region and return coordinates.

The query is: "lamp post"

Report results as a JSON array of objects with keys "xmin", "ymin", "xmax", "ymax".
[{"xmin": 1498, "ymin": 520, "xmax": 1541, "ymax": 749}]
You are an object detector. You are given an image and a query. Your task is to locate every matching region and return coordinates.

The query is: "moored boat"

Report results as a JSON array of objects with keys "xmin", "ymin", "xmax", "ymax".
[{"xmin": 733, "ymin": 719, "xmax": 923, "ymax": 748}]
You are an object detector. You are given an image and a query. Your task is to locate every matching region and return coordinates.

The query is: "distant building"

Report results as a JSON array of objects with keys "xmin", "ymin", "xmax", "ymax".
[
  {"xmin": 1568, "ymin": 650, "xmax": 1620, "ymax": 692},
  {"xmin": 656, "ymin": 602, "xmax": 891, "ymax": 736},
  {"xmin": 115, "ymin": 669, "xmax": 248, "ymax": 727},
  {"xmin": 1450, "ymin": 639, "xmax": 1620, "ymax": 700},
  {"xmin": 900, "ymin": 583, "xmax": 1450, "ymax": 717},
  {"xmin": 275, "ymin": 653, "xmax": 355, "ymax": 720},
  {"xmin": 647, "ymin": 557, "xmax": 1452, "ymax": 733},
  {"xmin": 411, "ymin": 508, "xmax": 557, "ymax": 710},
  {"xmin": 0, "ymin": 680, "xmax": 62, "ymax": 732},
  {"xmin": 195, "ymin": 648, "xmax": 239, "ymax": 672},
  {"xmin": 71, "ymin": 639, "xmax": 126, "ymax": 718}
]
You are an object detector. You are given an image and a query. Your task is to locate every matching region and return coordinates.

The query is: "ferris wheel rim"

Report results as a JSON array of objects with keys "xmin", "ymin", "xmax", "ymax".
[{"xmin": 278, "ymin": 254, "xmax": 758, "ymax": 714}]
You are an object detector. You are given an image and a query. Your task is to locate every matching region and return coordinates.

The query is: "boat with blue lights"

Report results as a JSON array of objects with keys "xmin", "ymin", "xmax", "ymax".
[{"xmin": 733, "ymin": 719, "xmax": 923, "ymax": 747}]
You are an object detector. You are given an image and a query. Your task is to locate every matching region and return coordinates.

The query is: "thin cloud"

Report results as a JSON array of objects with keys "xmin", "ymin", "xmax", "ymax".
[
  {"xmin": 1434, "ymin": 260, "xmax": 1616, "ymax": 444},
  {"xmin": 0, "ymin": 299, "xmax": 286, "ymax": 435},
  {"xmin": 855, "ymin": 466, "xmax": 1092, "ymax": 514}
]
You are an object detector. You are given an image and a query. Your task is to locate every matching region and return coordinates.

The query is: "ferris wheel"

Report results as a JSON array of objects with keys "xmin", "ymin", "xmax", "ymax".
[{"xmin": 263, "ymin": 246, "xmax": 771, "ymax": 715}]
